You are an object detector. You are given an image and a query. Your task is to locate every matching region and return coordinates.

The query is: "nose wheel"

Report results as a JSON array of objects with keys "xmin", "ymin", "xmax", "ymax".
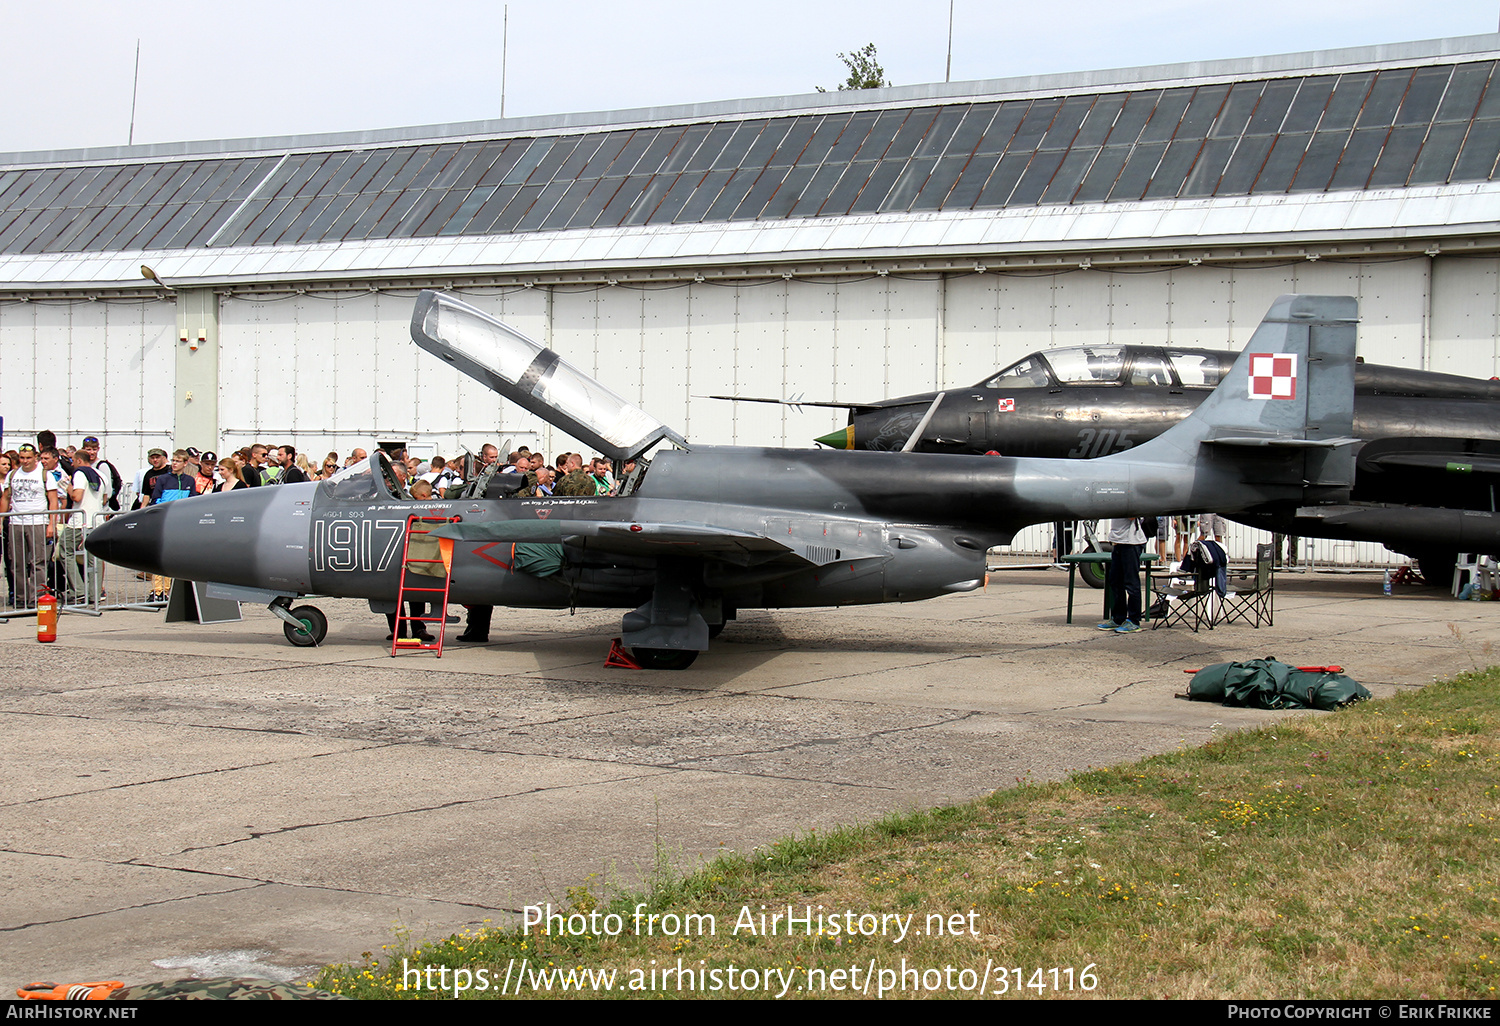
[
  {"xmin": 269, "ymin": 598, "xmax": 328, "ymax": 647},
  {"xmin": 283, "ymin": 605, "xmax": 328, "ymax": 647}
]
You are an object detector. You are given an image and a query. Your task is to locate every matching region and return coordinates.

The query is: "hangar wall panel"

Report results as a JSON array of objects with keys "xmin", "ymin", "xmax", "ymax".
[
  {"xmin": 1051, "ymin": 274, "xmax": 1113, "ymax": 352},
  {"xmin": 680, "ymin": 284, "xmax": 741, "ymax": 446},
  {"xmin": 1226, "ymin": 269, "xmax": 1301, "ymax": 349},
  {"xmin": 942, "ymin": 275, "xmax": 1007, "ymax": 384},
  {"xmin": 781, "ymin": 282, "xmax": 839, "ymax": 446},
  {"xmin": 1106, "ymin": 273, "xmax": 1177, "ymax": 349},
  {"xmin": 1165, "ymin": 270, "xmax": 1231, "ymax": 346},
  {"xmin": 637, "ymin": 288, "xmax": 692, "ymax": 436},
  {"xmin": 1346, "ymin": 260, "xmax": 1429, "ymax": 368},
  {"xmin": 218, "ymin": 289, "xmax": 553, "ymax": 460},
  {"xmin": 885, "ymin": 278, "xmax": 944, "ymax": 396},
  {"xmin": 725, "ymin": 284, "xmax": 795, "ymax": 446},
  {"xmin": 1431, "ymin": 257, "xmax": 1500, "ymax": 378},
  {"xmin": 833, "ymin": 279, "xmax": 908, "ymax": 404},
  {"xmin": 0, "ymin": 298, "xmax": 174, "ymax": 466}
]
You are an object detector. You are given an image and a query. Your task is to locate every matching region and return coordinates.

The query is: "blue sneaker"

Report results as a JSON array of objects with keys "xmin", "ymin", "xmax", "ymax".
[
  {"xmin": 1114, "ymin": 620, "xmax": 1141, "ymax": 633},
  {"xmin": 1096, "ymin": 620, "xmax": 1121, "ymax": 631}
]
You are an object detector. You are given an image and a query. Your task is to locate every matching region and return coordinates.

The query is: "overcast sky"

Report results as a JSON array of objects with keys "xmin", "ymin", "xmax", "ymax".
[{"xmin": 6, "ymin": 0, "xmax": 1500, "ymax": 155}]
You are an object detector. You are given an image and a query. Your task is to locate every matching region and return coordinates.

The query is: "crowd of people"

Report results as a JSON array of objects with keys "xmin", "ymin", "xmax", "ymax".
[
  {"xmin": 0, "ymin": 433, "xmax": 124, "ymax": 609},
  {"xmin": 0, "ymin": 433, "xmax": 631, "ymax": 612}
]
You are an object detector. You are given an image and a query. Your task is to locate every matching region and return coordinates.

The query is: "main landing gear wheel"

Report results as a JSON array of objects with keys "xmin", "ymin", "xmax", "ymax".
[
  {"xmin": 631, "ymin": 648, "xmax": 699, "ymax": 670},
  {"xmin": 283, "ymin": 605, "xmax": 328, "ymax": 647},
  {"xmin": 707, "ymin": 622, "xmax": 726, "ymax": 639},
  {"xmin": 1080, "ymin": 548, "xmax": 1108, "ymax": 590}
]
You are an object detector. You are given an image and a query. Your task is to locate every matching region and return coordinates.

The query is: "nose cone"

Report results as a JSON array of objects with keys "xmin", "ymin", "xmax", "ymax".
[
  {"xmin": 814, "ymin": 425, "xmax": 855, "ymax": 449},
  {"xmin": 85, "ymin": 506, "xmax": 168, "ymax": 574}
]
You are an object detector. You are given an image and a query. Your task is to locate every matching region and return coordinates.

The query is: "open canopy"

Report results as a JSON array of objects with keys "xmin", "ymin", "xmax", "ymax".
[{"xmin": 410, "ymin": 290, "xmax": 687, "ymax": 462}]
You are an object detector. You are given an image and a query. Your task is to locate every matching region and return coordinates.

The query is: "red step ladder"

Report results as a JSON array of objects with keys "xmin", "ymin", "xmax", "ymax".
[{"xmin": 391, "ymin": 514, "xmax": 459, "ymax": 657}]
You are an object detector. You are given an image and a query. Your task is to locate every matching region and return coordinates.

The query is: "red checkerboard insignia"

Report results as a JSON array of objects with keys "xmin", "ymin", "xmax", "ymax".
[
  {"xmin": 997, "ymin": 397, "xmax": 1015, "ymax": 412},
  {"xmin": 1248, "ymin": 353, "xmax": 1297, "ymax": 399}
]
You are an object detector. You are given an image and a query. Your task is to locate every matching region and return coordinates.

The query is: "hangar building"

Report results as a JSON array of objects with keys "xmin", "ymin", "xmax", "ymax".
[{"xmin": 4, "ymin": 33, "xmax": 1500, "ymax": 557}]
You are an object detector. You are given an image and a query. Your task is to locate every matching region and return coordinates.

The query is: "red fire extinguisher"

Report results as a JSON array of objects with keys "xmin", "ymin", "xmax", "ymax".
[{"xmin": 37, "ymin": 590, "xmax": 58, "ymax": 643}]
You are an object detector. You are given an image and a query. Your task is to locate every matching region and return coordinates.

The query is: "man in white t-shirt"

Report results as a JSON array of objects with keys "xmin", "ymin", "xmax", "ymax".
[
  {"xmin": 1, "ymin": 443, "xmax": 58, "ymax": 607},
  {"xmin": 1096, "ymin": 517, "xmax": 1148, "ymax": 634},
  {"xmin": 419, "ymin": 456, "xmax": 462, "ymax": 496}
]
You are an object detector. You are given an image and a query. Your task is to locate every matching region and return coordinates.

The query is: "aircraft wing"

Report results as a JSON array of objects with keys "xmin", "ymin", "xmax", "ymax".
[{"xmin": 432, "ymin": 518, "xmax": 818, "ymax": 563}]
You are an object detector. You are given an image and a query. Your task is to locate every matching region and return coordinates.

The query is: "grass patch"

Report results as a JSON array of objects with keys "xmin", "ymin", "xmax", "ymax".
[{"xmin": 315, "ymin": 668, "xmax": 1500, "ymax": 999}]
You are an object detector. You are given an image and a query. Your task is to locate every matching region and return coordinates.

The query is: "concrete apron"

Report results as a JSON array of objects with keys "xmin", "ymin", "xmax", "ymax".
[{"xmin": 0, "ymin": 570, "xmax": 1491, "ymax": 986}]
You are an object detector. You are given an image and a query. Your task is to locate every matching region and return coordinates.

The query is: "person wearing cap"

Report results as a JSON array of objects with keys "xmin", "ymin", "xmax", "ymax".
[
  {"xmin": 181, "ymin": 448, "xmax": 206, "ymax": 493},
  {"xmin": 0, "ymin": 443, "xmax": 59, "ymax": 608},
  {"xmin": 144, "ymin": 451, "xmax": 197, "ymax": 602},
  {"xmin": 80, "ymin": 437, "xmax": 123, "ymax": 511},
  {"xmin": 133, "ymin": 448, "xmax": 171, "ymax": 511},
  {"xmin": 195, "ymin": 451, "xmax": 219, "ymax": 495}
]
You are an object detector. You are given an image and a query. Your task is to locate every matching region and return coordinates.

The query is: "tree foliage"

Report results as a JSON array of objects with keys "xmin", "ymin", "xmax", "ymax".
[{"xmin": 817, "ymin": 43, "xmax": 890, "ymax": 93}]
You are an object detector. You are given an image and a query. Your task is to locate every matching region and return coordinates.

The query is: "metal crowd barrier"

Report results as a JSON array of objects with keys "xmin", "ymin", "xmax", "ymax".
[
  {"xmin": 0, "ymin": 509, "xmax": 166, "ymax": 621},
  {"xmin": 996, "ymin": 518, "xmax": 1401, "ymax": 571}
]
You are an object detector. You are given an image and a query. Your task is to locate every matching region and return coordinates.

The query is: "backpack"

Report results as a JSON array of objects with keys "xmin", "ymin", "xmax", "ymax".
[
  {"xmin": 74, "ymin": 468, "xmax": 107, "ymax": 518},
  {"xmin": 94, "ymin": 459, "xmax": 123, "ymax": 510}
]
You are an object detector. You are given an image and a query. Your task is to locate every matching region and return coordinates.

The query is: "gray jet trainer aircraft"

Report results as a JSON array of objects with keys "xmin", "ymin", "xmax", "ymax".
[{"xmin": 87, "ymin": 292, "xmax": 1359, "ymax": 669}]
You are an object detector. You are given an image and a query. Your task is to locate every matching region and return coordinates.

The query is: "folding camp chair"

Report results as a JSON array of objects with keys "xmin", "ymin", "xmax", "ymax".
[
  {"xmin": 1150, "ymin": 538, "xmax": 1228, "ymax": 631},
  {"xmin": 1218, "ymin": 543, "xmax": 1275, "ymax": 628},
  {"xmin": 1150, "ymin": 562, "xmax": 1217, "ymax": 632}
]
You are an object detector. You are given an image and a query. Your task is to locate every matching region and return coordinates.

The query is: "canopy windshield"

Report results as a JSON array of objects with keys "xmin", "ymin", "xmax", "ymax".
[
  {"xmin": 317, "ymin": 454, "xmax": 404, "ymax": 502},
  {"xmin": 410, "ymin": 290, "xmax": 687, "ymax": 461}
]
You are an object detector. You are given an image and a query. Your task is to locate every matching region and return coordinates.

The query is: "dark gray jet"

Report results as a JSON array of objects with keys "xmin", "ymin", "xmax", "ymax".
[{"xmin": 87, "ymin": 293, "xmax": 1359, "ymax": 669}]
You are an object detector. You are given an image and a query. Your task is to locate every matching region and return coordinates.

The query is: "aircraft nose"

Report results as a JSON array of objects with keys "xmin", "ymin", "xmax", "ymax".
[
  {"xmin": 815, "ymin": 426, "xmax": 855, "ymax": 449},
  {"xmin": 84, "ymin": 507, "xmax": 167, "ymax": 574}
]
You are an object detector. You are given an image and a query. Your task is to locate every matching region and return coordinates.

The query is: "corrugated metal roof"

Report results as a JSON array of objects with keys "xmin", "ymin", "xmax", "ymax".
[
  {"xmin": 6, "ymin": 36, "xmax": 1500, "ymax": 287},
  {"xmin": 4, "ymin": 181, "xmax": 1497, "ymax": 289}
]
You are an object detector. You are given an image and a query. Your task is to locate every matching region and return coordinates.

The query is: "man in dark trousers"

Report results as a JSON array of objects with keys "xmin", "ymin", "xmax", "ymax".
[{"xmin": 1097, "ymin": 517, "xmax": 1148, "ymax": 634}]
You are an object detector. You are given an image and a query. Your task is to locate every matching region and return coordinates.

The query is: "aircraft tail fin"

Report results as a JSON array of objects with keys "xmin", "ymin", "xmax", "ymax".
[{"xmin": 1120, "ymin": 294, "xmax": 1359, "ymax": 501}]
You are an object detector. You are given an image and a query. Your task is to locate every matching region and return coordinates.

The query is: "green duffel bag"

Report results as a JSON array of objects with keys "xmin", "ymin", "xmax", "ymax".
[{"xmin": 1189, "ymin": 658, "xmax": 1371, "ymax": 710}]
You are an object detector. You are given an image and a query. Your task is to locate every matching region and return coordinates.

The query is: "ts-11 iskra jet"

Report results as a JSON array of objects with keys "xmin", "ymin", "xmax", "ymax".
[
  {"xmin": 726, "ymin": 337, "xmax": 1500, "ymax": 579},
  {"xmin": 88, "ymin": 292, "xmax": 1360, "ymax": 668}
]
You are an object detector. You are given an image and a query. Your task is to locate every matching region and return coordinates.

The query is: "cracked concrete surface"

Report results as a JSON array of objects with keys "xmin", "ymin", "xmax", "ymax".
[{"xmin": 1, "ymin": 568, "xmax": 1493, "ymax": 985}]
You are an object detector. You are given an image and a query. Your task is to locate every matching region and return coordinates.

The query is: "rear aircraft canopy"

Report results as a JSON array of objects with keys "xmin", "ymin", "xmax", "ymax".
[
  {"xmin": 979, "ymin": 346, "xmax": 1235, "ymax": 392},
  {"xmin": 978, "ymin": 344, "xmax": 1500, "ymax": 400}
]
